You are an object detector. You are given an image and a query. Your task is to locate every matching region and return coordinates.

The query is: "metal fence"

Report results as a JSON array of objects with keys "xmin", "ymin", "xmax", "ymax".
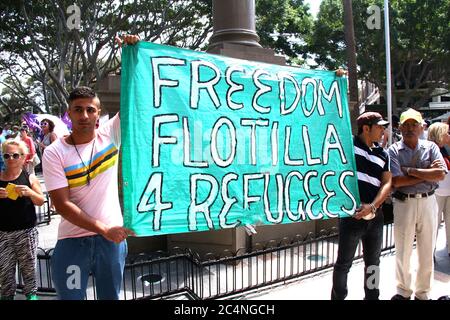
[
  {"xmin": 19, "ymin": 223, "xmax": 395, "ymax": 300},
  {"xmin": 35, "ymin": 193, "xmax": 52, "ymax": 226}
]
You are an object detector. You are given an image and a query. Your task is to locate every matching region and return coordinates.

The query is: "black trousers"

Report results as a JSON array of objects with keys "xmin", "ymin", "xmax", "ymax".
[{"xmin": 331, "ymin": 211, "xmax": 384, "ymax": 300}]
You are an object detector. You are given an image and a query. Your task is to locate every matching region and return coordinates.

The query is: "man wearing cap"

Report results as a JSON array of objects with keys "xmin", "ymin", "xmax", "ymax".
[
  {"xmin": 331, "ymin": 112, "xmax": 392, "ymax": 300},
  {"xmin": 388, "ymin": 108, "xmax": 446, "ymax": 300}
]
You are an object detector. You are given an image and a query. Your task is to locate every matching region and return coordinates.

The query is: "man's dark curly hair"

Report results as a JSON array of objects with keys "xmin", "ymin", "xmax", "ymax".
[{"xmin": 68, "ymin": 86, "xmax": 99, "ymax": 105}]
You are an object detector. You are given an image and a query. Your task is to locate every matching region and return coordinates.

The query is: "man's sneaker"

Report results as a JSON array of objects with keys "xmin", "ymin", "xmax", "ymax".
[
  {"xmin": 26, "ymin": 294, "xmax": 38, "ymax": 300},
  {"xmin": 391, "ymin": 294, "xmax": 411, "ymax": 300},
  {"xmin": 438, "ymin": 295, "xmax": 450, "ymax": 300}
]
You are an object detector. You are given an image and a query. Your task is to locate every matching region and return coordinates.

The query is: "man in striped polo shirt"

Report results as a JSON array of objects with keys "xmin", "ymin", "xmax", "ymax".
[{"xmin": 331, "ymin": 112, "xmax": 392, "ymax": 300}]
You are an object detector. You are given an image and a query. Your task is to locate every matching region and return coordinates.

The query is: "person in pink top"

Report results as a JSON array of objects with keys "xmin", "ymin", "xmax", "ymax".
[
  {"xmin": 43, "ymin": 35, "xmax": 139, "ymax": 300},
  {"xmin": 20, "ymin": 127, "xmax": 37, "ymax": 175},
  {"xmin": 42, "ymin": 84, "xmax": 138, "ymax": 300}
]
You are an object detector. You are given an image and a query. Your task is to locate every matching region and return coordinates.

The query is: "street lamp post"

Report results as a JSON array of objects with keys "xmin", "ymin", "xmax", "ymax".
[{"xmin": 384, "ymin": 0, "xmax": 393, "ymax": 145}]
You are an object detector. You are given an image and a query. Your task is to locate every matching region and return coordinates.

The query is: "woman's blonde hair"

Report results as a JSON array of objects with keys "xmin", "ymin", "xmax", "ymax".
[
  {"xmin": 428, "ymin": 122, "xmax": 449, "ymax": 146},
  {"xmin": 1, "ymin": 138, "xmax": 29, "ymax": 155}
]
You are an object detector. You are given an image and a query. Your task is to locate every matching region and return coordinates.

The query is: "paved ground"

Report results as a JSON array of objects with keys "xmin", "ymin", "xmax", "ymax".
[
  {"xmin": 18, "ymin": 174, "xmax": 450, "ymax": 300},
  {"xmin": 32, "ymin": 213, "xmax": 450, "ymax": 300},
  {"xmin": 244, "ymin": 225, "xmax": 450, "ymax": 300}
]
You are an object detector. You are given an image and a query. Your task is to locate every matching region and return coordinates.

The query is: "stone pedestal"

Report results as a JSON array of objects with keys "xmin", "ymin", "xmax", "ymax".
[
  {"xmin": 208, "ymin": 42, "xmax": 285, "ymax": 65},
  {"xmin": 96, "ymin": 0, "xmax": 335, "ymax": 259}
]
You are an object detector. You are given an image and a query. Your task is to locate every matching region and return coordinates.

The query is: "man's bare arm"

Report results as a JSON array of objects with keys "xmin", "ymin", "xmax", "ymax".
[
  {"xmin": 115, "ymin": 33, "xmax": 141, "ymax": 120},
  {"xmin": 355, "ymin": 171, "xmax": 392, "ymax": 219},
  {"xmin": 392, "ymin": 159, "xmax": 445, "ymax": 187},
  {"xmin": 49, "ymin": 187, "xmax": 135, "ymax": 243},
  {"xmin": 392, "ymin": 175, "xmax": 424, "ymax": 188},
  {"xmin": 406, "ymin": 167, "xmax": 446, "ymax": 182},
  {"xmin": 372, "ymin": 171, "xmax": 393, "ymax": 209}
]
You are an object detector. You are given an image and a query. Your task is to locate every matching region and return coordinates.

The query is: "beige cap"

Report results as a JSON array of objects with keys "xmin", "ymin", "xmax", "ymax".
[{"xmin": 400, "ymin": 108, "xmax": 423, "ymax": 124}]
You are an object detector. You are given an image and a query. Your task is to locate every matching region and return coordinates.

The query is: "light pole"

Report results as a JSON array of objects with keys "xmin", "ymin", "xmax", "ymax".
[{"xmin": 384, "ymin": 0, "xmax": 393, "ymax": 145}]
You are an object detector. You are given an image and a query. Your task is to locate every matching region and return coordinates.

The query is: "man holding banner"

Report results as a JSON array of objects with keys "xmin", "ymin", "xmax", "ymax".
[
  {"xmin": 331, "ymin": 112, "xmax": 392, "ymax": 300},
  {"xmin": 42, "ymin": 35, "xmax": 139, "ymax": 299}
]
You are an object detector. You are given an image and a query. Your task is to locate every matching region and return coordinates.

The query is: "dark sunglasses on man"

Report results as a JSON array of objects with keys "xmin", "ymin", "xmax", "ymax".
[
  {"xmin": 40, "ymin": 122, "xmax": 48, "ymax": 127},
  {"xmin": 3, "ymin": 153, "xmax": 23, "ymax": 160}
]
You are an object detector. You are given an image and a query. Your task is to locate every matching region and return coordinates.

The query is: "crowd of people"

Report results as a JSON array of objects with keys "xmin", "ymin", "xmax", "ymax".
[
  {"xmin": 0, "ymin": 118, "xmax": 58, "ymax": 175},
  {"xmin": 1, "ymin": 35, "xmax": 449, "ymax": 301}
]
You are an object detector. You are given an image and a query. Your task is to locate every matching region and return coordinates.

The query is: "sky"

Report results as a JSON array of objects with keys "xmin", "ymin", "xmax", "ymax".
[{"xmin": 304, "ymin": 0, "xmax": 322, "ymax": 18}]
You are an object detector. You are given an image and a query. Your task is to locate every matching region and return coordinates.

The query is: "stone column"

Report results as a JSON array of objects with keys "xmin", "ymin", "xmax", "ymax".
[
  {"xmin": 206, "ymin": 0, "xmax": 285, "ymax": 65},
  {"xmin": 208, "ymin": 0, "xmax": 261, "ymax": 50}
]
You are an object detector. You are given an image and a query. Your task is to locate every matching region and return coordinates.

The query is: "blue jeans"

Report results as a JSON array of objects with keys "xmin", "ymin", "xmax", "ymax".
[
  {"xmin": 51, "ymin": 235, "xmax": 127, "ymax": 300},
  {"xmin": 331, "ymin": 211, "xmax": 383, "ymax": 300}
]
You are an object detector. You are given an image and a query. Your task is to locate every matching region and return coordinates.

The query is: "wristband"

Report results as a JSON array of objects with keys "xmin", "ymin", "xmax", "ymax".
[
  {"xmin": 406, "ymin": 167, "xmax": 411, "ymax": 175},
  {"xmin": 370, "ymin": 203, "xmax": 377, "ymax": 214}
]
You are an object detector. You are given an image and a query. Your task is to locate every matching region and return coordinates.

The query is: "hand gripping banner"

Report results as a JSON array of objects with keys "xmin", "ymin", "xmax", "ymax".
[{"xmin": 120, "ymin": 42, "xmax": 360, "ymax": 236}]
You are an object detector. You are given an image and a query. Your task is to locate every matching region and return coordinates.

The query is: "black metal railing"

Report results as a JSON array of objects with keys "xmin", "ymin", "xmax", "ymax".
[
  {"xmin": 20, "ymin": 223, "xmax": 395, "ymax": 300},
  {"xmin": 35, "ymin": 193, "xmax": 52, "ymax": 226}
]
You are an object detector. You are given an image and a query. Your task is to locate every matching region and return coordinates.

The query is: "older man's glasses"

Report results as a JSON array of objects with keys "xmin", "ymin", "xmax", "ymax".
[
  {"xmin": 402, "ymin": 122, "xmax": 421, "ymax": 128},
  {"xmin": 3, "ymin": 153, "xmax": 23, "ymax": 160}
]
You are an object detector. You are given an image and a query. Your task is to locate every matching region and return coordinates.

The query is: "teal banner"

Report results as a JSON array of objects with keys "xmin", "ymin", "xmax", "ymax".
[{"xmin": 121, "ymin": 42, "xmax": 360, "ymax": 236}]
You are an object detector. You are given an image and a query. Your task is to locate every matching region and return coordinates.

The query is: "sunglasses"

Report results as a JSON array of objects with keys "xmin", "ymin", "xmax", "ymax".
[
  {"xmin": 3, "ymin": 153, "xmax": 23, "ymax": 160},
  {"xmin": 40, "ymin": 123, "xmax": 48, "ymax": 127}
]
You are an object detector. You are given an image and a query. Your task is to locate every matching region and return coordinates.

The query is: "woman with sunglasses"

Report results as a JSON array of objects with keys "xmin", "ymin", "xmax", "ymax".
[
  {"xmin": 38, "ymin": 119, "xmax": 57, "ymax": 154},
  {"xmin": 0, "ymin": 139, "xmax": 45, "ymax": 300}
]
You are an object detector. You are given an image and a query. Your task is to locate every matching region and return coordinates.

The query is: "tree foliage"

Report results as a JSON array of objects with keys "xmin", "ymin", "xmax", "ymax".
[
  {"xmin": 0, "ymin": 0, "xmax": 212, "ymax": 120},
  {"xmin": 255, "ymin": 0, "xmax": 313, "ymax": 65},
  {"xmin": 307, "ymin": 0, "xmax": 450, "ymax": 110},
  {"xmin": 0, "ymin": 0, "xmax": 318, "ymax": 121}
]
